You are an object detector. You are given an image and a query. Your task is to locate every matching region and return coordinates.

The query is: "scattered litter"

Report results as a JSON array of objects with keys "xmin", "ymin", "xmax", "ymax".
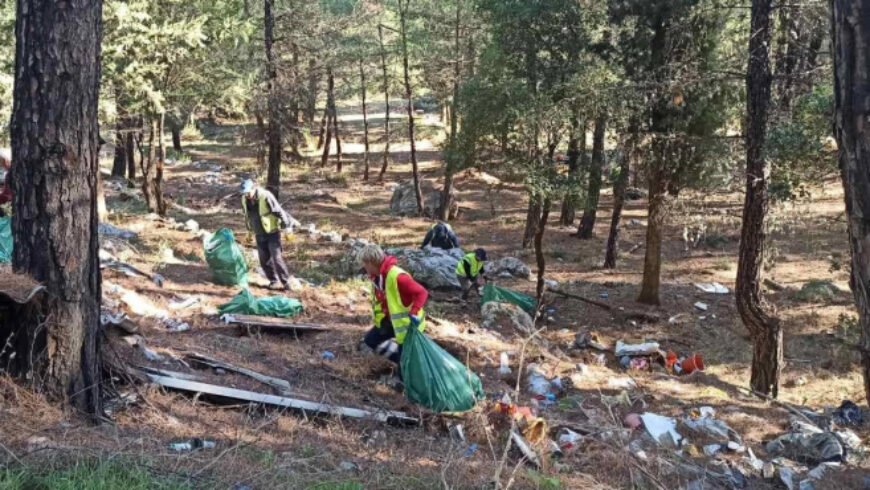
[
  {"xmin": 694, "ymin": 302, "xmax": 709, "ymax": 311},
  {"xmin": 695, "ymin": 282, "xmax": 730, "ymax": 294},
  {"xmin": 462, "ymin": 443, "xmax": 479, "ymax": 458},
  {"xmin": 607, "ymin": 377, "xmax": 637, "ymax": 390},
  {"xmin": 164, "ymin": 319, "xmax": 191, "ymax": 333},
  {"xmin": 623, "ymin": 413, "xmax": 642, "ymax": 430},
  {"xmin": 699, "ymin": 406, "xmax": 716, "ymax": 418},
  {"xmin": 557, "ymin": 428, "xmax": 582, "ymax": 452},
  {"xmin": 684, "ymin": 412, "xmax": 742, "ymax": 443},
  {"xmin": 704, "ymin": 444, "xmax": 722, "ymax": 456},
  {"xmin": 574, "ymin": 331, "xmax": 611, "ymax": 351},
  {"xmin": 763, "ymin": 462, "xmax": 776, "ymax": 479},
  {"xmin": 593, "ymin": 353, "xmax": 607, "ymax": 366},
  {"xmin": 338, "ymin": 461, "xmax": 359, "ymax": 472},
  {"xmin": 169, "ymin": 438, "xmax": 216, "ymax": 452},
  {"xmin": 599, "ymin": 291, "xmax": 609, "ymax": 299},
  {"xmin": 806, "ymin": 462, "xmax": 839, "ymax": 480},
  {"xmin": 602, "ymin": 391, "xmax": 632, "ymax": 408},
  {"xmin": 832, "ymin": 400, "xmax": 863, "ymax": 427},
  {"xmin": 169, "ymin": 296, "xmax": 201, "ymax": 310},
  {"xmin": 99, "ymin": 223, "xmax": 137, "ymax": 239},
  {"xmin": 140, "ymin": 346, "xmax": 164, "ymax": 362},
  {"xmin": 614, "ymin": 340, "xmax": 660, "ymax": 357},
  {"xmin": 510, "ymin": 430, "xmax": 541, "ymax": 467},
  {"xmin": 526, "ymin": 364, "xmax": 552, "ymax": 397},
  {"xmin": 779, "ymin": 467, "xmax": 797, "ymax": 490},
  {"xmin": 184, "ymin": 219, "xmax": 200, "ymax": 233},
  {"xmin": 321, "ymin": 351, "xmax": 336, "ymax": 361},
  {"xmin": 668, "ymin": 313, "xmax": 687, "ymax": 324},
  {"xmin": 766, "ymin": 427, "xmax": 845, "ymax": 465},
  {"xmin": 498, "ymin": 352, "xmax": 511, "ymax": 375},
  {"xmin": 641, "ymin": 413, "xmax": 682, "ymax": 447},
  {"xmin": 450, "ymin": 424, "xmax": 466, "ymax": 443}
]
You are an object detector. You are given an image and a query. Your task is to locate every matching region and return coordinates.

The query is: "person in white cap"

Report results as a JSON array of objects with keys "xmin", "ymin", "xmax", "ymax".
[{"xmin": 240, "ymin": 179, "xmax": 293, "ymax": 290}]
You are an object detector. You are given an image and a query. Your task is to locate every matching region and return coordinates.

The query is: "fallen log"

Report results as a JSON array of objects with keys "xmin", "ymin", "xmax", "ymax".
[
  {"xmin": 143, "ymin": 372, "xmax": 418, "ymax": 425},
  {"xmin": 186, "ymin": 352, "xmax": 292, "ymax": 395},
  {"xmin": 548, "ymin": 288, "xmax": 612, "ymax": 310},
  {"xmin": 549, "ymin": 287, "xmax": 660, "ymax": 323},
  {"xmin": 220, "ymin": 314, "xmax": 329, "ymax": 332}
]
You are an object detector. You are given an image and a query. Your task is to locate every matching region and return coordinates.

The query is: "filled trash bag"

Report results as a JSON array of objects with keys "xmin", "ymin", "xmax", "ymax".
[
  {"xmin": 400, "ymin": 325, "xmax": 484, "ymax": 413},
  {"xmin": 204, "ymin": 228, "xmax": 248, "ymax": 286},
  {"xmin": 218, "ymin": 289, "xmax": 303, "ymax": 318},
  {"xmin": 481, "ymin": 283, "xmax": 535, "ymax": 314},
  {"xmin": 0, "ymin": 217, "xmax": 12, "ymax": 263}
]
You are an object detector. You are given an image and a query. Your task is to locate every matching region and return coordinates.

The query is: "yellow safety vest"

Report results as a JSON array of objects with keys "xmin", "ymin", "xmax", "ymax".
[
  {"xmin": 241, "ymin": 190, "xmax": 281, "ymax": 234},
  {"xmin": 456, "ymin": 252, "xmax": 484, "ymax": 278},
  {"xmin": 371, "ymin": 265, "xmax": 426, "ymax": 344}
]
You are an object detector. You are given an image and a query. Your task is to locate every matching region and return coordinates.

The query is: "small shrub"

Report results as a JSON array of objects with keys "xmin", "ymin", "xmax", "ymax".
[{"xmin": 794, "ymin": 279, "xmax": 842, "ymax": 302}]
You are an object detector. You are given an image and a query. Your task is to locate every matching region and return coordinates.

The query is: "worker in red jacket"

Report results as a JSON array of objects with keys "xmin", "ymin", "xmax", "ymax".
[{"xmin": 359, "ymin": 244, "xmax": 428, "ymax": 367}]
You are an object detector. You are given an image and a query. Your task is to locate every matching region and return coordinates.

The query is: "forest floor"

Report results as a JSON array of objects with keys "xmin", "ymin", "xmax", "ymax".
[{"xmin": 1, "ymin": 101, "xmax": 868, "ymax": 489}]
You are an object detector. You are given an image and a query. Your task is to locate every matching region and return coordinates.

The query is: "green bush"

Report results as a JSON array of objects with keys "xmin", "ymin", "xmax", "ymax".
[{"xmin": 0, "ymin": 461, "xmax": 190, "ymax": 490}]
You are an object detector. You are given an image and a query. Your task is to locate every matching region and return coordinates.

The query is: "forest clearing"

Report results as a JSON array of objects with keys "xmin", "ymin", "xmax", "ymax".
[{"xmin": 1, "ymin": 0, "xmax": 870, "ymax": 489}]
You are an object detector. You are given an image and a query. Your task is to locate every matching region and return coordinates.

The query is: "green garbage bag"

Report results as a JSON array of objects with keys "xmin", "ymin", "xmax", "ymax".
[
  {"xmin": 400, "ymin": 325, "xmax": 485, "ymax": 413},
  {"xmin": 481, "ymin": 283, "xmax": 535, "ymax": 314},
  {"xmin": 218, "ymin": 289, "xmax": 303, "ymax": 318},
  {"xmin": 204, "ymin": 228, "xmax": 248, "ymax": 286},
  {"xmin": 0, "ymin": 217, "xmax": 11, "ymax": 263}
]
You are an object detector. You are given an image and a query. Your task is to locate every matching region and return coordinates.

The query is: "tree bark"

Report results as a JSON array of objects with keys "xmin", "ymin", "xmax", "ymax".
[
  {"xmin": 559, "ymin": 114, "xmax": 581, "ymax": 226},
  {"xmin": 439, "ymin": 0, "xmax": 463, "ymax": 221},
  {"xmin": 6, "ymin": 0, "xmax": 102, "ymax": 415},
  {"xmin": 141, "ymin": 117, "xmax": 161, "ymax": 213},
  {"xmin": 321, "ymin": 67, "xmax": 335, "ymax": 168},
  {"xmin": 156, "ymin": 112, "xmax": 167, "ymax": 216},
  {"xmin": 833, "ymin": 0, "xmax": 870, "ymax": 404},
  {"xmin": 332, "ymin": 76, "xmax": 342, "ymax": 173},
  {"xmin": 637, "ymin": 172, "xmax": 667, "ymax": 305},
  {"xmin": 361, "ymin": 61, "xmax": 371, "ymax": 181},
  {"xmin": 604, "ymin": 130, "xmax": 634, "ymax": 269},
  {"xmin": 306, "ymin": 57, "xmax": 318, "ymax": 123},
  {"xmin": 170, "ymin": 121, "xmax": 182, "ymax": 152},
  {"xmin": 264, "ymin": 0, "xmax": 282, "ymax": 198},
  {"xmin": 378, "ymin": 24, "xmax": 391, "ymax": 181},
  {"xmin": 523, "ymin": 195, "xmax": 541, "ymax": 249},
  {"xmin": 578, "ymin": 114, "xmax": 607, "ymax": 239},
  {"xmin": 399, "ymin": 0, "xmax": 424, "ymax": 214},
  {"xmin": 125, "ymin": 116, "xmax": 137, "ymax": 182},
  {"xmin": 534, "ymin": 198, "xmax": 552, "ymax": 308},
  {"xmin": 738, "ymin": 0, "xmax": 781, "ymax": 397},
  {"xmin": 112, "ymin": 112, "xmax": 127, "ymax": 177},
  {"xmin": 316, "ymin": 105, "xmax": 329, "ymax": 150}
]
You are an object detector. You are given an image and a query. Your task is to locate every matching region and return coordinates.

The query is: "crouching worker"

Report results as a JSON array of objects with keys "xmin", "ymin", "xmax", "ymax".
[
  {"xmin": 240, "ymin": 179, "xmax": 294, "ymax": 291},
  {"xmin": 359, "ymin": 244, "xmax": 428, "ymax": 371},
  {"xmin": 456, "ymin": 248, "xmax": 488, "ymax": 300},
  {"xmin": 421, "ymin": 220, "xmax": 460, "ymax": 250}
]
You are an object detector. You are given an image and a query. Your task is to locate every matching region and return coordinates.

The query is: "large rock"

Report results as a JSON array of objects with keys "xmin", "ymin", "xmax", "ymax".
[
  {"xmin": 486, "ymin": 257, "xmax": 532, "ymax": 280},
  {"xmin": 390, "ymin": 179, "xmax": 458, "ymax": 219},
  {"xmin": 336, "ymin": 238, "xmax": 373, "ymax": 277},
  {"xmin": 482, "ymin": 301, "xmax": 534, "ymax": 335},
  {"xmin": 388, "ymin": 246, "xmax": 464, "ymax": 290}
]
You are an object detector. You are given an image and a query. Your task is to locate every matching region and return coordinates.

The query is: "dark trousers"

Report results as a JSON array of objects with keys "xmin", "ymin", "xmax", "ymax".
[
  {"xmin": 255, "ymin": 232, "xmax": 290, "ymax": 284},
  {"xmin": 364, "ymin": 318, "xmax": 402, "ymax": 365},
  {"xmin": 459, "ymin": 276, "xmax": 480, "ymax": 300}
]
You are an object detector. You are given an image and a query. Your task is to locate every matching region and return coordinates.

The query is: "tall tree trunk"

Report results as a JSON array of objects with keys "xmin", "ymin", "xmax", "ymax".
[
  {"xmin": 833, "ymin": 0, "xmax": 870, "ymax": 404},
  {"xmin": 738, "ymin": 0, "xmax": 781, "ymax": 397},
  {"xmin": 255, "ymin": 111, "xmax": 266, "ymax": 169},
  {"xmin": 523, "ymin": 195, "xmax": 541, "ymax": 249},
  {"xmin": 112, "ymin": 118, "xmax": 127, "ymax": 177},
  {"xmin": 306, "ymin": 57, "xmax": 318, "ymax": 123},
  {"xmin": 534, "ymin": 198, "xmax": 552, "ymax": 308},
  {"xmin": 170, "ymin": 120, "xmax": 182, "ymax": 152},
  {"xmin": 637, "ymin": 172, "xmax": 667, "ymax": 305},
  {"xmin": 604, "ymin": 129, "xmax": 635, "ymax": 269},
  {"xmin": 289, "ymin": 42, "xmax": 301, "ymax": 159},
  {"xmin": 577, "ymin": 114, "xmax": 607, "ymax": 239},
  {"xmin": 378, "ymin": 24, "xmax": 391, "ymax": 181},
  {"xmin": 559, "ymin": 114, "xmax": 581, "ymax": 226},
  {"xmin": 125, "ymin": 120, "xmax": 136, "ymax": 181},
  {"xmin": 321, "ymin": 67, "xmax": 335, "ymax": 168},
  {"xmin": 439, "ymin": 0, "xmax": 462, "ymax": 221},
  {"xmin": 361, "ymin": 61, "xmax": 371, "ymax": 181},
  {"xmin": 332, "ymin": 75, "xmax": 342, "ymax": 173},
  {"xmin": 6, "ymin": 0, "xmax": 102, "ymax": 415},
  {"xmin": 399, "ymin": 0, "xmax": 424, "ymax": 215},
  {"xmin": 141, "ymin": 117, "xmax": 159, "ymax": 212},
  {"xmin": 316, "ymin": 105, "xmax": 328, "ymax": 150},
  {"xmin": 156, "ymin": 112, "xmax": 167, "ymax": 216},
  {"xmin": 264, "ymin": 0, "xmax": 282, "ymax": 197}
]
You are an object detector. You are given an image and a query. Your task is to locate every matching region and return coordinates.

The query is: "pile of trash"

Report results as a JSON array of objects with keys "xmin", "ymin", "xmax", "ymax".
[{"xmin": 389, "ymin": 179, "xmax": 458, "ymax": 219}]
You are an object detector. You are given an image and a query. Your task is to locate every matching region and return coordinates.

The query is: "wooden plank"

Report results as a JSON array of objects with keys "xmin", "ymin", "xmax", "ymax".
[
  {"xmin": 144, "ymin": 373, "xmax": 418, "ymax": 425},
  {"xmin": 220, "ymin": 314, "xmax": 329, "ymax": 331},
  {"xmin": 186, "ymin": 353, "xmax": 292, "ymax": 395}
]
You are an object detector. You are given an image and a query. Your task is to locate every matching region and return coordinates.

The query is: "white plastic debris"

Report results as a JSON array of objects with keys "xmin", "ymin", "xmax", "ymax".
[
  {"xmin": 169, "ymin": 296, "xmax": 201, "ymax": 310},
  {"xmin": 498, "ymin": 352, "xmax": 511, "ymax": 375},
  {"xmin": 526, "ymin": 364, "xmax": 551, "ymax": 396},
  {"xmin": 694, "ymin": 282, "xmax": 729, "ymax": 294},
  {"xmin": 699, "ymin": 406, "xmax": 716, "ymax": 418},
  {"xmin": 694, "ymin": 302, "xmax": 709, "ymax": 311},
  {"xmin": 184, "ymin": 219, "xmax": 200, "ymax": 233},
  {"xmin": 607, "ymin": 377, "xmax": 637, "ymax": 390},
  {"xmin": 641, "ymin": 413, "xmax": 682, "ymax": 447},
  {"xmin": 614, "ymin": 340, "xmax": 661, "ymax": 357},
  {"xmin": 703, "ymin": 444, "xmax": 722, "ymax": 456}
]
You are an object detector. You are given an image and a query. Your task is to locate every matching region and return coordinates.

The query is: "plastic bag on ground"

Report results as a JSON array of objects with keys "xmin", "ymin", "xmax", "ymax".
[
  {"xmin": 400, "ymin": 325, "xmax": 484, "ymax": 413},
  {"xmin": 218, "ymin": 289, "xmax": 303, "ymax": 318},
  {"xmin": 204, "ymin": 228, "xmax": 248, "ymax": 286},
  {"xmin": 0, "ymin": 217, "xmax": 11, "ymax": 263},
  {"xmin": 481, "ymin": 283, "xmax": 536, "ymax": 314}
]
